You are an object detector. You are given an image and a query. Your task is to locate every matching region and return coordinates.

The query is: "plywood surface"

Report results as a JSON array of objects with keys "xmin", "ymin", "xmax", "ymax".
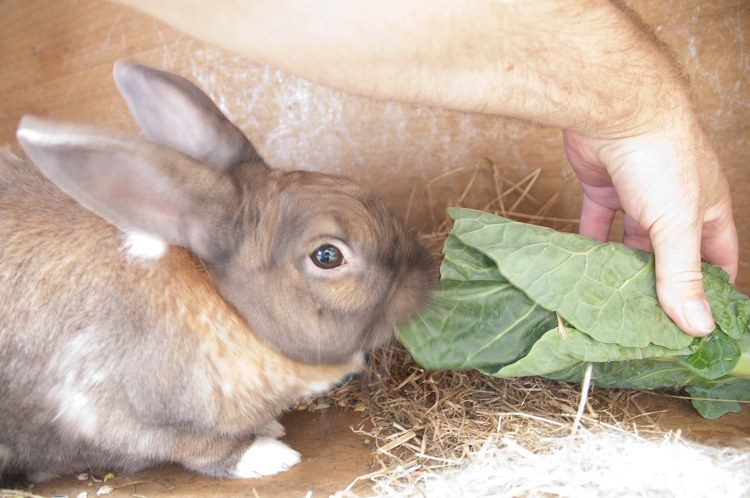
[
  {"xmin": 11, "ymin": 408, "xmax": 375, "ymax": 497},
  {"xmin": 2, "ymin": 1, "xmax": 748, "ymax": 285}
]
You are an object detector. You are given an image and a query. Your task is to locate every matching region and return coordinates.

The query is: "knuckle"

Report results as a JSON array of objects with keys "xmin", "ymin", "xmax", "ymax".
[
  {"xmin": 656, "ymin": 268, "xmax": 705, "ymax": 291},
  {"xmin": 645, "ymin": 204, "xmax": 699, "ymax": 228},
  {"xmin": 704, "ymin": 201, "xmax": 735, "ymax": 227},
  {"xmin": 648, "ymin": 212, "xmax": 703, "ymax": 245}
]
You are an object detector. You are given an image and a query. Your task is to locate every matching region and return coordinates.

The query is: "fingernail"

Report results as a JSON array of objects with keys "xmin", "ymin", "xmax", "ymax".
[{"xmin": 682, "ymin": 300, "xmax": 715, "ymax": 335}]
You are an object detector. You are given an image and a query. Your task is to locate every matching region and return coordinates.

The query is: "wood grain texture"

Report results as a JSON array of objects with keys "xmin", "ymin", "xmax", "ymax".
[{"xmin": 2, "ymin": 1, "xmax": 747, "ymax": 281}]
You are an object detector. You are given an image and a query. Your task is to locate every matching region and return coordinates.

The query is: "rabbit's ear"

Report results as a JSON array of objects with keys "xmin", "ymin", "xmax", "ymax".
[
  {"xmin": 113, "ymin": 60, "xmax": 263, "ymax": 173},
  {"xmin": 17, "ymin": 115, "xmax": 241, "ymax": 262}
]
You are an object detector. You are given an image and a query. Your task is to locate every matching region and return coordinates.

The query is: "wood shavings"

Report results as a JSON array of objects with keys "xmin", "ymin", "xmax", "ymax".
[
  {"xmin": 314, "ymin": 345, "xmax": 674, "ymax": 496},
  {"xmin": 94, "ymin": 486, "xmax": 112, "ymax": 496}
]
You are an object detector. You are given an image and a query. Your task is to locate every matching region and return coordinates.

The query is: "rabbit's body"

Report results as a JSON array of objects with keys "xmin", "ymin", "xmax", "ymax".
[
  {"xmin": 0, "ymin": 62, "xmax": 432, "ymax": 480},
  {"xmin": 0, "ymin": 151, "xmax": 361, "ymax": 479}
]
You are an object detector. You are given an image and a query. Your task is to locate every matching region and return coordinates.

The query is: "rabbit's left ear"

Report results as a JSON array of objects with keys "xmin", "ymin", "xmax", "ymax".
[
  {"xmin": 17, "ymin": 115, "xmax": 241, "ymax": 263},
  {"xmin": 113, "ymin": 60, "xmax": 264, "ymax": 172}
]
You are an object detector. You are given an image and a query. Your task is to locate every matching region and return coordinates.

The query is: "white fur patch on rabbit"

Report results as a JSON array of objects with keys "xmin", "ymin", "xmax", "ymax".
[
  {"xmin": 49, "ymin": 331, "xmax": 102, "ymax": 439},
  {"xmin": 54, "ymin": 391, "xmax": 99, "ymax": 438},
  {"xmin": 233, "ymin": 437, "xmax": 301, "ymax": 479},
  {"xmin": 302, "ymin": 379, "xmax": 335, "ymax": 397},
  {"xmin": 121, "ymin": 229, "xmax": 167, "ymax": 260}
]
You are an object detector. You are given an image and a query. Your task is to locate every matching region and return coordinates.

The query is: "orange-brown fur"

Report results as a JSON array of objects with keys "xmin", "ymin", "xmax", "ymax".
[{"xmin": 0, "ymin": 61, "xmax": 433, "ymax": 480}]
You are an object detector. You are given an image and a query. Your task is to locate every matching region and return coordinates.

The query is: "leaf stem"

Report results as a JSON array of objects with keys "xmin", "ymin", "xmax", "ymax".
[
  {"xmin": 730, "ymin": 350, "xmax": 750, "ymax": 379},
  {"xmin": 647, "ymin": 355, "xmax": 750, "ymax": 379}
]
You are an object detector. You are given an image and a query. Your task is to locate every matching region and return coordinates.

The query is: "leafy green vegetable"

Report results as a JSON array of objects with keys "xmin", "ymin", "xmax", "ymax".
[
  {"xmin": 677, "ymin": 332, "xmax": 740, "ymax": 380},
  {"xmin": 398, "ymin": 208, "xmax": 750, "ymax": 419},
  {"xmin": 491, "ymin": 328, "xmax": 691, "ymax": 378}
]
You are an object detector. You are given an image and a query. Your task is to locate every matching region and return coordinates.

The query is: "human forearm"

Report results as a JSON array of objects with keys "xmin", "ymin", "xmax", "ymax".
[
  {"xmin": 113, "ymin": 0, "xmax": 737, "ymax": 338},
  {"xmin": 115, "ymin": 0, "xmax": 687, "ymax": 136}
]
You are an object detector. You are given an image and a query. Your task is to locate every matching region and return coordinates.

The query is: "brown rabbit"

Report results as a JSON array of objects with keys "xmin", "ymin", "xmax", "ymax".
[{"xmin": 0, "ymin": 61, "xmax": 433, "ymax": 481}]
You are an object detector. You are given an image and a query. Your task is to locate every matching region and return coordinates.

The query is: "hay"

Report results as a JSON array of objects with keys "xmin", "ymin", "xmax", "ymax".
[
  {"xmin": 300, "ymin": 160, "xmax": 748, "ymax": 496},
  {"xmin": 365, "ymin": 431, "xmax": 750, "ymax": 497},
  {"xmin": 318, "ymin": 345, "xmax": 680, "ymax": 496},
  {"xmin": 416, "ymin": 159, "xmax": 578, "ymax": 254}
]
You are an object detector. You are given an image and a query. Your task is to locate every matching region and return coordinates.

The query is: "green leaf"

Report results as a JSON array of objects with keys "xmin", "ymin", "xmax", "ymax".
[
  {"xmin": 489, "ymin": 327, "xmax": 691, "ymax": 378},
  {"xmin": 439, "ymin": 235, "xmax": 505, "ymax": 282},
  {"xmin": 545, "ymin": 359, "xmax": 705, "ymax": 390},
  {"xmin": 685, "ymin": 378, "xmax": 749, "ymax": 419},
  {"xmin": 397, "ymin": 281, "xmax": 556, "ymax": 372},
  {"xmin": 732, "ymin": 333, "xmax": 750, "ymax": 378},
  {"xmin": 546, "ymin": 360, "xmax": 749, "ymax": 419},
  {"xmin": 688, "ymin": 398, "xmax": 741, "ymax": 419},
  {"xmin": 703, "ymin": 264, "xmax": 750, "ymax": 339},
  {"xmin": 397, "ymin": 208, "xmax": 750, "ymax": 419},
  {"xmin": 676, "ymin": 331, "xmax": 740, "ymax": 380},
  {"xmin": 449, "ymin": 208, "xmax": 691, "ymax": 350}
]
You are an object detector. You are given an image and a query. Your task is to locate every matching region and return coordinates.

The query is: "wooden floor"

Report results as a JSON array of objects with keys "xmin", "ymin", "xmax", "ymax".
[
  {"xmin": 4, "ymin": 397, "xmax": 748, "ymax": 498},
  {"xmin": 4, "ymin": 408, "xmax": 376, "ymax": 498}
]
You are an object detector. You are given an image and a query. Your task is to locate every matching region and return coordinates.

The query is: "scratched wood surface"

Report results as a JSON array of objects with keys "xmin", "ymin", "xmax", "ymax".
[
  {"xmin": 13, "ymin": 397, "xmax": 750, "ymax": 498},
  {"xmin": 0, "ymin": 1, "xmax": 748, "ymax": 497}
]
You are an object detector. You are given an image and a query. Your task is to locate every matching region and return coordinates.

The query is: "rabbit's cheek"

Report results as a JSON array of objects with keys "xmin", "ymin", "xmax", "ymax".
[
  {"xmin": 326, "ymin": 277, "xmax": 365, "ymax": 306},
  {"xmin": 385, "ymin": 269, "xmax": 434, "ymax": 326}
]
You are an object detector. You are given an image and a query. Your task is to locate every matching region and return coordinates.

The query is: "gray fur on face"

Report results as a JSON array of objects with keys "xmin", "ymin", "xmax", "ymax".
[{"xmin": 0, "ymin": 61, "xmax": 434, "ymax": 480}]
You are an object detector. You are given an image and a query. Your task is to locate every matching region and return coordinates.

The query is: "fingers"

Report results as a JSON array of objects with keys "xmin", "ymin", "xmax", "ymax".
[
  {"xmin": 701, "ymin": 206, "xmax": 739, "ymax": 283},
  {"xmin": 622, "ymin": 214, "xmax": 653, "ymax": 252},
  {"xmin": 650, "ymin": 216, "xmax": 715, "ymax": 337},
  {"xmin": 608, "ymin": 204, "xmax": 734, "ymax": 338},
  {"xmin": 579, "ymin": 194, "xmax": 616, "ymax": 242}
]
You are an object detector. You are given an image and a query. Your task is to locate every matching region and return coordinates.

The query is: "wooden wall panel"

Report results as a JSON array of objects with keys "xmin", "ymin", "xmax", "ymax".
[{"xmin": 1, "ymin": 0, "xmax": 748, "ymax": 289}]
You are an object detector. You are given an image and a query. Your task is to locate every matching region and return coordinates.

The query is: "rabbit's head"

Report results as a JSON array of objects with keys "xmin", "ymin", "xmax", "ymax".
[{"xmin": 16, "ymin": 61, "xmax": 434, "ymax": 364}]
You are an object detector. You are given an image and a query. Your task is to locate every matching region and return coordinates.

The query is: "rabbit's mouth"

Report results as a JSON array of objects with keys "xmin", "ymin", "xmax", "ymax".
[
  {"xmin": 363, "ymin": 279, "xmax": 435, "ymax": 354},
  {"xmin": 361, "ymin": 319, "xmax": 399, "ymax": 353}
]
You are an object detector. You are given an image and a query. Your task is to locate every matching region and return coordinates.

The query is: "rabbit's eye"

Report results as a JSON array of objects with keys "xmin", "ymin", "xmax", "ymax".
[{"xmin": 311, "ymin": 244, "xmax": 344, "ymax": 269}]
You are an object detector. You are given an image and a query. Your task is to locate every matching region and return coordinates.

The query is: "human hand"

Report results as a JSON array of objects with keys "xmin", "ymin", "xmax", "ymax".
[{"xmin": 562, "ymin": 112, "xmax": 738, "ymax": 337}]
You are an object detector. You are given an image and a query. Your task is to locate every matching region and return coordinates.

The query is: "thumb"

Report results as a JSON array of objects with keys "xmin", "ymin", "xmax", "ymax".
[{"xmin": 651, "ymin": 218, "xmax": 715, "ymax": 336}]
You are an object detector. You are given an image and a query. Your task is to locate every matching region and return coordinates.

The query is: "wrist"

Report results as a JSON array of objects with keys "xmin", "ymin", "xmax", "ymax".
[{"xmin": 574, "ymin": 82, "xmax": 699, "ymax": 148}]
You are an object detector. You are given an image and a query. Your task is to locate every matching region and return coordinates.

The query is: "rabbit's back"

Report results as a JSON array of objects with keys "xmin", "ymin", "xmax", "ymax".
[
  {"xmin": 0, "ymin": 151, "xmax": 134, "ymax": 363},
  {"xmin": 0, "ymin": 152, "xmax": 208, "ymax": 475}
]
